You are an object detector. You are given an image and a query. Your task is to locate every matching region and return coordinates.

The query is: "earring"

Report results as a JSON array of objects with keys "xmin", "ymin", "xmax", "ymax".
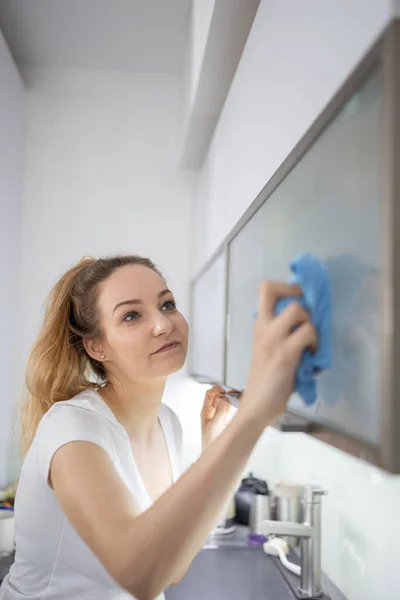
[{"xmin": 100, "ymin": 354, "xmax": 105, "ymax": 360}]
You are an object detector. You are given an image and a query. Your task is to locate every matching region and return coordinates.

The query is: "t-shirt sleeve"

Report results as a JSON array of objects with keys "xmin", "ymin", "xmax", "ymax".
[{"xmin": 36, "ymin": 405, "xmax": 113, "ymax": 485}]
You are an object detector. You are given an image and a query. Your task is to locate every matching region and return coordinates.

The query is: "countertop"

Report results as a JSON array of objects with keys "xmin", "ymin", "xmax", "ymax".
[
  {"xmin": 165, "ymin": 527, "xmax": 348, "ymax": 600},
  {"xmin": 0, "ymin": 529, "xmax": 347, "ymax": 600}
]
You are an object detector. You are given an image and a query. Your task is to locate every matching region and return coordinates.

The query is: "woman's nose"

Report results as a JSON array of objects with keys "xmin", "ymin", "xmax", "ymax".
[{"xmin": 151, "ymin": 312, "xmax": 174, "ymax": 336}]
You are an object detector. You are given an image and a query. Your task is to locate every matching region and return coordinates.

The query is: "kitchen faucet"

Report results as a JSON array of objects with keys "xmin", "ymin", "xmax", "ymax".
[{"xmin": 262, "ymin": 484, "xmax": 328, "ymax": 599}]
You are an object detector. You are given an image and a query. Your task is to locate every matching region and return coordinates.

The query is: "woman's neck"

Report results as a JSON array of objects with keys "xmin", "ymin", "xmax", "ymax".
[{"xmin": 100, "ymin": 378, "xmax": 166, "ymax": 442}]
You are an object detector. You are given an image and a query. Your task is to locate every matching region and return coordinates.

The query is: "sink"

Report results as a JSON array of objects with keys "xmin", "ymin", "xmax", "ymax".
[{"xmin": 165, "ymin": 546, "xmax": 296, "ymax": 600}]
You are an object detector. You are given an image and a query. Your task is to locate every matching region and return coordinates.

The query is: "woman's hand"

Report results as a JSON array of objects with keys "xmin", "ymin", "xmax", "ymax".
[
  {"xmin": 201, "ymin": 386, "xmax": 234, "ymax": 452},
  {"xmin": 239, "ymin": 281, "xmax": 318, "ymax": 427}
]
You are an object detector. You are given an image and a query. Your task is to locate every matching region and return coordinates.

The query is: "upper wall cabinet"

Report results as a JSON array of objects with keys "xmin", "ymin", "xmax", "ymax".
[
  {"xmin": 225, "ymin": 202, "xmax": 266, "ymax": 393},
  {"xmin": 190, "ymin": 21, "xmax": 400, "ymax": 472},
  {"xmin": 227, "ymin": 65, "xmax": 382, "ymax": 441}
]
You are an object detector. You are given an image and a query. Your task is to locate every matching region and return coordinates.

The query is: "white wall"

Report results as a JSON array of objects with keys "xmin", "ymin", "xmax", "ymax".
[
  {"xmin": 11, "ymin": 67, "xmax": 203, "ymax": 465},
  {"xmin": 192, "ymin": 1, "xmax": 399, "ymax": 599},
  {"xmin": 0, "ymin": 29, "xmax": 25, "ymax": 487},
  {"xmin": 19, "ymin": 68, "xmax": 192, "ymax": 365}
]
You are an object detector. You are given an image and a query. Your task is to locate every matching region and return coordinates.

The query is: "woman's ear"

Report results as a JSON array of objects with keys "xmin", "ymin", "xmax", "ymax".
[{"xmin": 83, "ymin": 337, "xmax": 105, "ymax": 362}]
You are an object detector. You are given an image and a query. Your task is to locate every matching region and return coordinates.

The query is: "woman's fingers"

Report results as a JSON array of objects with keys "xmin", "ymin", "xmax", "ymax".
[
  {"xmin": 272, "ymin": 301, "xmax": 311, "ymax": 338},
  {"xmin": 201, "ymin": 386, "xmax": 225, "ymax": 419},
  {"xmin": 201, "ymin": 391, "xmax": 215, "ymax": 419},
  {"xmin": 257, "ymin": 281, "xmax": 303, "ymax": 322},
  {"xmin": 285, "ymin": 321, "xmax": 318, "ymax": 359},
  {"xmin": 257, "ymin": 284, "xmax": 317, "ymax": 353},
  {"xmin": 274, "ymin": 302, "xmax": 318, "ymax": 354},
  {"xmin": 202, "ymin": 386, "xmax": 239, "ymax": 421}
]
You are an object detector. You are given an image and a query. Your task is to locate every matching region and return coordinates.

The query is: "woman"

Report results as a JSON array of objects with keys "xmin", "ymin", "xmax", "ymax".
[{"xmin": 0, "ymin": 255, "xmax": 316, "ymax": 600}]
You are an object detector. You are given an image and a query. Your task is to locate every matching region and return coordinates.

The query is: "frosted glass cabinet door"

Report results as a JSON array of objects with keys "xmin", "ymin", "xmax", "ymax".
[
  {"xmin": 190, "ymin": 251, "xmax": 227, "ymax": 384},
  {"xmin": 226, "ymin": 210, "xmax": 266, "ymax": 392},
  {"xmin": 226, "ymin": 66, "xmax": 382, "ymax": 444},
  {"xmin": 226, "ymin": 202, "xmax": 317, "ymax": 420}
]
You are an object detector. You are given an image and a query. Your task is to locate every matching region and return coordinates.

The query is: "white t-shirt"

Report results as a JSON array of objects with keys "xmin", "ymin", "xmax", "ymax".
[{"xmin": 0, "ymin": 389, "xmax": 183, "ymax": 600}]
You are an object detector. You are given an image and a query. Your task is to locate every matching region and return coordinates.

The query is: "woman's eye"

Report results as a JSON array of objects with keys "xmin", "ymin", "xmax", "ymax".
[
  {"xmin": 124, "ymin": 311, "xmax": 139, "ymax": 322},
  {"xmin": 162, "ymin": 300, "xmax": 176, "ymax": 311}
]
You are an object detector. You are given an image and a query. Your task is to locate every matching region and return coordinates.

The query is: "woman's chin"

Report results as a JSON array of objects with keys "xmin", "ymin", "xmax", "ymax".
[{"xmin": 155, "ymin": 354, "xmax": 187, "ymax": 377}]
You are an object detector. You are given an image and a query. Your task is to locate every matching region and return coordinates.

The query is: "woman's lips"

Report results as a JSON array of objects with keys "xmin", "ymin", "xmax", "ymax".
[{"xmin": 153, "ymin": 341, "xmax": 180, "ymax": 354}]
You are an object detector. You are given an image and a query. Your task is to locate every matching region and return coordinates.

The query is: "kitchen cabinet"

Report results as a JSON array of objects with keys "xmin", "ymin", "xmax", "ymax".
[
  {"xmin": 190, "ymin": 21, "xmax": 400, "ymax": 472},
  {"xmin": 227, "ymin": 63, "xmax": 382, "ymax": 443},
  {"xmin": 225, "ymin": 201, "xmax": 266, "ymax": 393}
]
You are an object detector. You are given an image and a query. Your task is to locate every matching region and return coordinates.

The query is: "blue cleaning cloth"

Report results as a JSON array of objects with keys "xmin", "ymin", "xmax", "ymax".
[{"xmin": 274, "ymin": 253, "xmax": 332, "ymax": 406}]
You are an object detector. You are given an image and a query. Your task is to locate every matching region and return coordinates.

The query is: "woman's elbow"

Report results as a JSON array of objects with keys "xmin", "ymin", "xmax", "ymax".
[
  {"xmin": 125, "ymin": 573, "xmax": 178, "ymax": 600},
  {"xmin": 110, "ymin": 537, "xmax": 179, "ymax": 599},
  {"xmin": 130, "ymin": 586, "xmax": 156, "ymax": 600},
  {"xmin": 115, "ymin": 564, "xmax": 162, "ymax": 600},
  {"xmin": 119, "ymin": 577, "xmax": 154, "ymax": 600}
]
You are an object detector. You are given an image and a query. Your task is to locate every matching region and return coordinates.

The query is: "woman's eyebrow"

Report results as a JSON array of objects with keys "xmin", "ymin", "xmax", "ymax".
[{"xmin": 112, "ymin": 289, "xmax": 172, "ymax": 314}]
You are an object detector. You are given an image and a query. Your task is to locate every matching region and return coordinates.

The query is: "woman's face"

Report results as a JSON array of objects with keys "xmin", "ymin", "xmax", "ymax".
[{"xmin": 95, "ymin": 264, "xmax": 188, "ymax": 381}]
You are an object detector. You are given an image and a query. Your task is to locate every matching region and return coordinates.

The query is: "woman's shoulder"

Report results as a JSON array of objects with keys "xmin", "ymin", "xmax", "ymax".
[
  {"xmin": 43, "ymin": 389, "xmax": 113, "ymax": 421},
  {"xmin": 33, "ymin": 390, "xmax": 119, "ymax": 482},
  {"xmin": 37, "ymin": 389, "xmax": 118, "ymax": 443}
]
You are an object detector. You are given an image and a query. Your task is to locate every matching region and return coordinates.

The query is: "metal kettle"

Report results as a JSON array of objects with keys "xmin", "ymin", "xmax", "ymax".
[{"xmin": 234, "ymin": 473, "xmax": 269, "ymax": 526}]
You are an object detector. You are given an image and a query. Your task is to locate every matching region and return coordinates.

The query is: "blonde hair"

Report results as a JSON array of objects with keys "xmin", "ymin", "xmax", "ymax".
[{"xmin": 20, "ymin": 255, "xmax": 163, "ymax": 456}]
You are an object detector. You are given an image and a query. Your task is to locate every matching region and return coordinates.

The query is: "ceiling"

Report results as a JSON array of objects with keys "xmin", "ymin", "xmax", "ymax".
[{"xmin": 0, "ymin": 0, "xmax": 191, "ymax": 74}]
